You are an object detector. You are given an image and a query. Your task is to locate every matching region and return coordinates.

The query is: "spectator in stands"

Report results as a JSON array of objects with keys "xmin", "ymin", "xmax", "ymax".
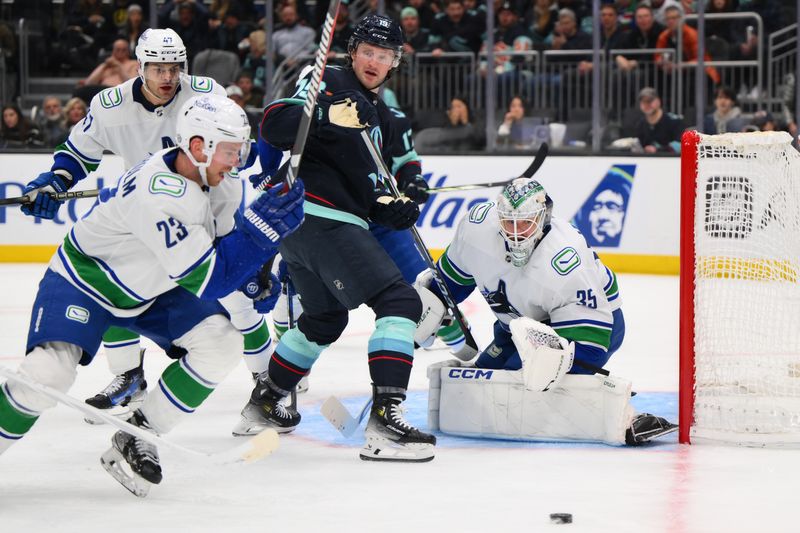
[
  {"xmin": 1, "ymin": 104, "xmax": 42, "ymax": 148},
  {"xmin": 705, "ymin": 0, "xmax": 737, "ymax": 45},
  {"xmin": 35, "ymin": 96, "xmax": 70, "ymax": 148},
  {"xmin": 550, "ymin": 8, "xmax": 592, "ymax": 55},
  {"xmin": 635, "ymin": 87, "xmax": 684, "ymax": 153},
  {"xmin": 614, "ymin": 0, "xmax": 636, "ymax": 28},
  {"xmin": 68, "ymin": 0, "xmax": 118, "ymax": 56},
  {"xmin": 159, "ymin": 0, "xmax": 210, "ymax": 63},
  {"xmin": 730, "ymin": 0, "xmax": 781, "ymax": 62},
  {"xmin": 209, "ymin": 0, "xmax": 258, "ymax": 25},
  {"xmin": 226, "ymin": 84, "xmax": 260, "ymax": 136},
  {"xmin": 325, "ymin": 1, "xmax": 354, "ymax": 54},
  {"xmin": 497, "ymin": 95, "xmax": 543, "ymax": 149},
  {"xmin": 656, "ymin": 5, "xmax": 721, "ymax": 85},
  {"xmin": 574, "ymin": 3, "xmax": 628, "ymax": 75},
  {"xmin": 236, "ymin": 71, "xmax": 264, "ymax": 107},
  {"xmin": 408, "ymin": 0, "xmax": 439, "ymax": 29},
  {"xmin": 430, "ymin": 0, "xmax": 484, "ymax": 56},
  {"xmin": 82, "ymin": 38, "xmax": 138, "ymax": 88},
  {"xmin": 210, "ymin": 5, "xmax": 253, "ymax": 55},
  {"xmin": 616, "ymin": 5, "xmax": 665, "ymax": 71},
  {"xmin": 745, "ymin": 110, "xmax": 778, "ymax": 133},
  {"xmin": 401, "ymin": 6, "xmax": 432, "ymax": 55},
  {"xmin": 524, "ymin": 0, "xmax": 558, "ymax": 47},
  {"xmin": 272, "ymin": 4, "xmax": 316, "ymax": 64},
  {"xmin": 240, "ymin": 30, "xmax": 267, "ymax": 91},
  {"xmin": 479, "ymin": 2, "xmax": 532, "ymax": 75},
  {"xmin": 414, "ymin": 95, "xmax": 484, "ymax": 151},
  {"xmin": 703, "ymin": 86, "xmax": 747, "ymax": 134},
  {"xmin": 64, "ymin": 97, "xmax": 88, "ymax": 130},
  {"xmin": 119, "ymin": 4, "xmax": 149, "ymax": 55},
  {"xmin": 651, "ymin": 0, "xmax": 682, "ymax": 26}
]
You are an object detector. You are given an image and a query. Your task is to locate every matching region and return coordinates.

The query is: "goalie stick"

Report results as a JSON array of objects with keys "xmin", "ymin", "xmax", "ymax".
[
  {"xmin": 360, "ymin": 130, "xmax": 479, "ymax": 359},
  {"xmin": 320, "ymin": 395, "xmax": 372, "ymax": 437},
  {"xmin": 0, "ymin": 365, "xmax": 279, "ymax": 465},
  {"xmin": 426, "ymin": 143, "xmax": 549, "ymax": 193},
  {"xmin": 0, "ymin": 188, "xmax": 100, "ymax": 206},
  {"xmin": 255, "ymin": 0, "xmax": 341, "ymax": 191}
]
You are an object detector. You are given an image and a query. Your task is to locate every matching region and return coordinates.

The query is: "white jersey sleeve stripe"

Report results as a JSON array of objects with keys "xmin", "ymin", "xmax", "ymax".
[
  {"xmin": 65, "ymin": 138, "xmax": 103, "ymax": 163},
  {"xmin": 170, "ymin": 245, "xmax": 215, "ymax": 280},
  {"xmin": 174, "ymin": 252, "xmax": 216, "ymax": 297},
  {"xmin": 70, "ymin": 229, "xmax": 148, "ymax": 302}
]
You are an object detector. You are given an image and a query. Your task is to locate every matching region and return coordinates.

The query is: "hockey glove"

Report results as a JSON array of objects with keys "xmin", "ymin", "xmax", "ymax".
[
  {"xmin": 20, "ymin": 171, "xmax": 73, "ymax": 219},
  {"xmin": 249, "ymin": 137, "xmax": 284, "ymax": 190},
  {"xmin": 402, "ymin": 174, "xmax": 430, "ymax": 204},
  {"xmin": 238, "ymin": 178, "xmax": 305, "ymax": 251},
  {"xmin": 317, "ymin": 90, "xmax": 378, "ymax": 130},
  {"xmin": 241, "ymin": 270, "xmax": 282, "ymax": 314},
  {"xmin": 369, "ymin": 195, "xmax": 420, "ymax": 230}
]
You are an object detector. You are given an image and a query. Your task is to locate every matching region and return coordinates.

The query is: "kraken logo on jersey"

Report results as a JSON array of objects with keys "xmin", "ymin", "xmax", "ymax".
[
  {"xmin": 571, "ymin": 164, "xmax": 635, "ymax": 248},
  {"xmin": 480, "ymin": 279, "xmax": 521, "ymax": 319}
]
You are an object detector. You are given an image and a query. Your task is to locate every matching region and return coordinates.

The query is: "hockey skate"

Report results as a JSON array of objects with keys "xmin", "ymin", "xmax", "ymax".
[
  {"xmin": 360, "ymin": 392, "xmax": 436, "ymax": 462},
  {"xmin": 625, "ymin": 413, "xmax": 678, "ymax": 445},
  {"xmin": 232, "ymin": 376, "xmax": 300, "ymax": 436},
  {"xmin": 100, "ymin": 410, "xmax": 162, "ymax": 498},
  {"xmin": 84, "ymin": 351, "xmax": 147, "ymax": 424}
]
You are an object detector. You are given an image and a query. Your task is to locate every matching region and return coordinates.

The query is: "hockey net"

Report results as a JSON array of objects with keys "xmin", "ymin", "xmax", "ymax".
[{"xmin": 680, "ymin": 130, "xmax": 800, "ymax": 446}]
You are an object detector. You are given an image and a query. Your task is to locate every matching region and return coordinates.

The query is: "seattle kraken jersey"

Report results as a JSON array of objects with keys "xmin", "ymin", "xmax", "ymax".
[
  {"xmin": 49, "ymin": 148, "xmax": 242, "ymax": 317},
  {"xmin": 52, "ymin": 75, "xmax": 225, "ymax": 181},
  {"xmin": 439, "ymin": 203, "xmax": 622, "ymax": 352}
]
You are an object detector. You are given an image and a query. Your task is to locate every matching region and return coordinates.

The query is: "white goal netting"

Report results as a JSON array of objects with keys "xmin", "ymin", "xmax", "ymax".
[{"xmin": 690, "ymin": 131, "xmax": 800, "ymax": 446}]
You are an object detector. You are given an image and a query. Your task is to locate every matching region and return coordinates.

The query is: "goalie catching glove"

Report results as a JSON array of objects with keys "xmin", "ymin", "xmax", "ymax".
[
  {"xmin": 509, "ymin": 317, "xmax": 574, "ymax": 392},
  {"xmin": 316, "ymin": 90, "xmax": 378, "ymax": 130}
]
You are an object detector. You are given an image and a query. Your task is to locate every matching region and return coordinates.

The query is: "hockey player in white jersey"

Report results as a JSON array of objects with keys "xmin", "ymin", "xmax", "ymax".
[
  {"xmin": 419, "ymin": 177, "xmax": 677, "ymax": 445},
  {"xmin": 19, "ymin": 29, "xmax": 276, "ymax": 416},
  {"xmin": 0, "ymin": 94, "xmax": 305, "ymax": 496}
]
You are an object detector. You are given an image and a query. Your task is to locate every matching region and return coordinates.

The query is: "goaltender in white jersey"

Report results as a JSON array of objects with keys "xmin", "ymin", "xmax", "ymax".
[
  {"xmin": 20, "ymin": 29, "xmax": 274, "ymax": 416},
  {"xmin": 417, "ymin": 177, "xmax": 677, "ymax": 446}
]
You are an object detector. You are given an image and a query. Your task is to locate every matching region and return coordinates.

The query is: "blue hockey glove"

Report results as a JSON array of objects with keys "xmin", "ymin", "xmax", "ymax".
[
  {"xmin": 402, "ymin": 174, "xmax": 430, "ymax": 204},
  {"xmin": 20, "ymin": 171, "xmax": 72, "ymax": 219},
  {"xmin": 241, "ymin": 271, "xmax": 281, "ymax": 314},
  {"xmin": 237, "ymin": 140, "xmax": 258, "ymax": 172},
  {"xmin": 238, "ymin": 179, "xmax": 305, "ymax": 250},
  {"xmin": 248, "ymin": 137, "xmax": 284, "ymax": 190},
  {"xmin": 316, "ymin": 90, "xmax": 378, "ymax": 129},
  {"xmin": 369, "ymin": 195, "xmax": 420, "ymax": 230}
]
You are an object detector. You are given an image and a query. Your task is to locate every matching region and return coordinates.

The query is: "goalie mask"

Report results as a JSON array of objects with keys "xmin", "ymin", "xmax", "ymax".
[
  {"xmin": 176, "ymin": 95, "xmax": 251, "ymax": 186},
  {"xmin": 496, "ymin": 178, "xmax": 553, "ymax": 267}
]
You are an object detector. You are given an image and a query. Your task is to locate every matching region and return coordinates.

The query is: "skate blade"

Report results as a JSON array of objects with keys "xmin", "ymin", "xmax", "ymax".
[
  {"xmin": 231, "ymin": 418, "xmax": 295, "ymax": 437},
  {"xmin": 100, "ymin": 446, "xmax": 152, "ymax": 498},
  {"xmin": 359, "ymin": 441, "xmax": 435, "ymax": 463},
  {"xmin": 83, "ymin": 404, "xmax": 138, "ymax": 425}
]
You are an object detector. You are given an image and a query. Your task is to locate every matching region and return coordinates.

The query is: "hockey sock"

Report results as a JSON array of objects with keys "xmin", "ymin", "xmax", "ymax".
[
  {"xmin": 0, "ymin": 385, "xmax": 39, "ymax": 450},
  {"xmin": 367, "ymin": 316, "xmax": 416, "ymax": 389},
  {"xmin": 102, "ymin": 327, "xmax": 143, "ymax": 375},
  {"xmin": 141, "ymin": 359, "xmax": 218, "ymax": 433},
  {"xmin": 267, "ymin": 327, "xmax": 327, "ymax": 392},
  {"xmin": 436, "ymin": 319, "xmax": 467, "ymax": 351},
  {"xmin": 241, "ymin": 318, "xmax": 274, "ymax": 375}
]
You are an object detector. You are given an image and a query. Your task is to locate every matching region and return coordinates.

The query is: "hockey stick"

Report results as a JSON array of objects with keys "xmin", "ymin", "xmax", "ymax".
[
  {"xmin": 0, "ymin": 365, "xmax": 279, "ymax": 465},
  {"xmin": 360, "ymin": 130, "xmax": 479, "ymax": 359},
  {"xmin": 286, "ymin": 276, "xmax": 299, "ymax": 410},
  {"xmin": 0, "ymin": 188, "xmax": 100, "ymax": 206},
  {"xmin": 426, "ymin": 143, "xmax": 549, "ymax": 193},
  {"xmin": 320, "ymin": 395, "xmax": 372, "ymax": 437},
  {"xmin": 256, "ymin": 0, "xmax": 341, "ymax": 191}
]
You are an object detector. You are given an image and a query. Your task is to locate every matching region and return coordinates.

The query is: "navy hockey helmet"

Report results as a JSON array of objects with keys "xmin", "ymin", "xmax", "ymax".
[{"xmin": 348, "ymin": 14, "xmax": 404, "ymax": 68}]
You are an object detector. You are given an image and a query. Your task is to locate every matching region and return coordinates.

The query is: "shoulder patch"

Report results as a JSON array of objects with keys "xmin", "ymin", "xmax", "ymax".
[
  {"xmin": 149, "ymin": 173, "xmax": 187, "ymax": 198},
  {"xmin": 99, "ymin": 87, "xmax": 123, "ymax": 109},
  {"xmin": 190, "ymin": 76, "xmax": 213, "ymax": 93},
  {"xmin": 551, "ymin": 247, "xmax": 581, "ymax": 276},
  {"xmin": 468, "ymin": 201, "xmax": 495, "ymax": 224}
]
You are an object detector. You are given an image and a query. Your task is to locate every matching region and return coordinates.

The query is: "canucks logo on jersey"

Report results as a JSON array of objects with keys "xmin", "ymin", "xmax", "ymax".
[{"xmin": 571, "ymin": 165, "xmax": 635, "ymax": 248}]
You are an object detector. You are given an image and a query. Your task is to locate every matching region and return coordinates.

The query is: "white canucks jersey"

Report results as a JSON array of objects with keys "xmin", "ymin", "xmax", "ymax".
[
  {"xmin": 49, "ymin": 148, "xmax": 242, "ymax": 317},
  {"xmin": 439, "ymin": 202, "xmax": 622, "ymax": 351},
  {"xmin": 52, "ymin": 75, "xmax": 225, "ymax": 179}
]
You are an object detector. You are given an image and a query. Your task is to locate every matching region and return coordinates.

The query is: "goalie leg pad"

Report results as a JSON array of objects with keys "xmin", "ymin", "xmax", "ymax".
[
  {"xmin": 428, "ymin": 366, "xmax": 634, "ymax": 445},
  {"xmin": 414, "ymin": 284, "xmax": 446, "ymax": 347},
  {"xmin": 141, "ymin": 315, "xmax": 241, "ymax": 434}
]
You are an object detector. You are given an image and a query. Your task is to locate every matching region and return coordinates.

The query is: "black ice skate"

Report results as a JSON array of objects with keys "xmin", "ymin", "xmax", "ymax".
[
  {"xmin": 85, "ymin": 351, "xmax": 147, "ymax": 423},
  {"xmin": 100, "ymin": 410, "xmax": 162, "ymax": 498},
  {"xmin": 625, "ymin": 413, "xmax": 679, "ymax": 445},
  {"xmin": 360, "ymin": 392, "xmax": 436, "ymax": 463},
  {"xmin": 232, "ymin": 375, "xmax": 300, "ymax": 436}
]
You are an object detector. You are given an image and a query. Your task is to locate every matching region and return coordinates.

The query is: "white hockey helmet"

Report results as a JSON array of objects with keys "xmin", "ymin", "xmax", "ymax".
[
  {"xmin": 496, "ymin": 177, "xmax": 553, "ymax": 267},
  {"xmin": 135, "ymin": 28, "xmax": 188, "ymax": 77},
  {"xmin": 176, "ymin": 95, "xmax": 251, "ymax": 184}
]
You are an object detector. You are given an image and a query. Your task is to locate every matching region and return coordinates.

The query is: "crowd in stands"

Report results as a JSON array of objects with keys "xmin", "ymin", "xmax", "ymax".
[{"xmin": 0, "ymin": 0, "xmax": 795, "ymax": 152}]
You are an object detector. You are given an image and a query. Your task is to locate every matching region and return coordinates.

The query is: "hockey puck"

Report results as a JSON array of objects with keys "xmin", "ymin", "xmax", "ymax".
[{"xmin": 549, "ymin": 513, "xmax": 573, "ymax": 524}]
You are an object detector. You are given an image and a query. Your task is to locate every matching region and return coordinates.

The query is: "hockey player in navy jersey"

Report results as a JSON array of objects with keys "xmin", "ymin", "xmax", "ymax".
[
  {"xmin": 236, "ymin": 14, "xmax": 436, "ymax": 462},
  {"xmin": 0, "ymin": 95, "xmax": 304, "ymax": 495},
  {"xmin": 18, "ymin": 29, "xmax": 278, "ymax": 417}
]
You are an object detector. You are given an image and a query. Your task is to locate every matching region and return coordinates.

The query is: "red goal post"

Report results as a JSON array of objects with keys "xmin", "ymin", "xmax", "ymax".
[{"xmin": 680, "ymin": 130, "xmax": 800, "ymax": 446}]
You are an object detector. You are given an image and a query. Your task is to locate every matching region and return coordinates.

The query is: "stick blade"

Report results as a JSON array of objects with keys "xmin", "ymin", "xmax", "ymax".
[
  {"xmin": 320, "ymin": 396, "xmax": 359, "ymax": 437},
  {"xmin": 234, "ymin": 428, "xmax": 280, "ymax": 464}
]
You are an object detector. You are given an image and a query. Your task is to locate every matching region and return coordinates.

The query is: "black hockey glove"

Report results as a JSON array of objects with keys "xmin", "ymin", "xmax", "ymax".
[
  {"xmin": 316, "ymin": 90, "xmax": 378, "ymax": 130},
  {"xmin": 401, "ymin": 174, "xmax": 430, "ymax": 204},
  {"xmin": 369, "ymin": 195, "xmax": 420, "ymax": 230}
]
